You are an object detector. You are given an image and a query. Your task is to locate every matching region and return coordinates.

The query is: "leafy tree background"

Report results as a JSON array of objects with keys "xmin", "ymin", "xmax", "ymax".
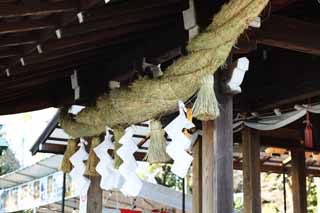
[{"xmin": 0, "ymin": 148, "xmax": 19, "ymax": 175}]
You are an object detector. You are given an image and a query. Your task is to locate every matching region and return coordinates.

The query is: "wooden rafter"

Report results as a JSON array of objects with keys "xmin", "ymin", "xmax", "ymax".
[
  {"xmin": 0, "ymin": 35, "xmax": 37, "ymax": 48},
  {"xmin": 0, "ymin": 19, "xmax": 56, "ymax": 35},
  {"xmin": 257, "ymin": 15, "xmax": 320, "ymax": 55},
  {"xmin": 0, "ymin": 1, "xmax": 78, "ymax": 18}
]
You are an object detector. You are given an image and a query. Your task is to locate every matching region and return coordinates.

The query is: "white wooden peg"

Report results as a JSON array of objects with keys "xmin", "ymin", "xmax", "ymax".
[
  {"xmin": 36, "ymin": 45, "xmax": 43, "ymax": 54},
  {"xmin": 223, "ymin": 57, "xmax": 250, "ymax": 94},
  {"xmin": 70, "ymin": 70, "xmax": 80, "ymax": 100},
  {"xmin": 5, "ymin": 68, "xmax": 10, "ymax": 77},
  {"xmin": 77, "ymin": 12, "xmax": 84, "ymax": 23},
  {"xmin": 249, "ymin": 17, "xmax": 261, "ymax": 28},
  {"xmin": 55, "ymin": 29, "xmax": 62, "ymax": 39},
  {"xmin": 20, "ymin": 57, "xmax": 25, "ymax": 66}
]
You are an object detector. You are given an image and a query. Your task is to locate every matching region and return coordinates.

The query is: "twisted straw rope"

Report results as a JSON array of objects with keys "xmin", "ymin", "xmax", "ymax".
[{"xmin": 60, "ymin": 0, "xmax": 269, "ymax": 138}]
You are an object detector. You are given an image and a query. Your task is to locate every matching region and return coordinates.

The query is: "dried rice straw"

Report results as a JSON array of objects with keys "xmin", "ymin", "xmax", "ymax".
[
  {"xmin": 60, "ymin": 0, "xmax": 269, "ymax": 138},
  {"xmin": 145, "ymin": 120, "xmax": 171, "ymax": 164}
]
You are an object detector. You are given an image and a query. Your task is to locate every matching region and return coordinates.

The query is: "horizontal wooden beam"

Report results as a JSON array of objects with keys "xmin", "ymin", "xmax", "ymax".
[
  {"xmin": 234, "ymin": 161, "xmax": 320, "ymax": 176},
  {"xmin": 59, "ymin": 2, "xmax": 184, "ymax": 39},
  {"xmin": 82, "ymin": 0, "xmax": 186, "ymax": 21},
  {"xmin": 0, "ymin": 48, "xmax": 19, "ymax": 59},
  {"xmin": 257, "ymin": 15, "xmax": 320, "ymax": 55},
  {"xmin": 38, "ymin": 143, "xmax": 67, "ymax": 154},
  {"xmin": 0, "ymin": 2, "xmax": 77, "ymax": 18},
  {"xmin": 259, "ymin": 128, "xmax": 302, "ymax": 141},
  {"xmin": 0, "ymin": 19, "xmax": 56, "ymax": 35},
  {"xmin": 21, "ymin": 24, "xmax": 186, "ymax": 67},
  {"xmin": 44, "ymin": 15, "xmax": 181, "ymax": 52},
  {"xmin": 0, "ymin": 35, "xmax": 37, "ymax": 48}
]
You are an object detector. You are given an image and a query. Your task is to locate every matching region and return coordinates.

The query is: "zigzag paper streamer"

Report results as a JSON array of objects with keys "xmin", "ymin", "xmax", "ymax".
[
  {"xmin": 164, "ymin": 101, "xmax": 195, "ymax": 178},
  {"xmin": 94, "ymin": 129, "xmax": 123, "ymax": 190},
  {"xmin": 116, "ymin": 127, "xmax": 143, "ymax": 196},
  {"xmin": 69, "ymin": 140, "xmax": 91, "ymax": 195}
]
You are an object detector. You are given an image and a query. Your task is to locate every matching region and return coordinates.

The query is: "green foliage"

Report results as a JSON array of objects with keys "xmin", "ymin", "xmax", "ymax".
[
  {"xmin": 307, "ymin": 177, "xmax": 317, "ymax": 213},
  {"xmin": 233, "ymin": 194, "xmax": 243, "ymax": 211},
  {"xmin": 0, "ymin": 148, "xmax": 19, "ymax": 175},
  {"xmin": 154, "ymin": 164, "xmax": 183, "ymax": 191}
]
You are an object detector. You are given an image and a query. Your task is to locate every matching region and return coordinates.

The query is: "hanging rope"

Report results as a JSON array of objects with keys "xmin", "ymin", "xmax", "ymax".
[{"xmin": 60, "ymin": 0, "xmax": 269, "ymax": 138}]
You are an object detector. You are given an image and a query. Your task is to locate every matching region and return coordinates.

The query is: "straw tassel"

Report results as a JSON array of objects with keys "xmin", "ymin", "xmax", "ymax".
[
  {"xmin": 84, "ymin": 136, "xmax": 101, "ymax": 176},
  {"xmin": 192, "ymin": 74, "xmax": 220, "ymax": 121},
  {"xmin": 146, "ymin": 120, "xmax": 171, "ymax": 164},
  {"xmin": 60, "ymin": 139, "xmax": 78, "ymax": 173},
  {"xmin": 113, "ymin": 127, "xmax": 125, "ymax": 169}
]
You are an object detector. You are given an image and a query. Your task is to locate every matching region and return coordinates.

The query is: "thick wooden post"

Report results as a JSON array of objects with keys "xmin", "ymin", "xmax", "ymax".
[
  {"xmin": 87, "ymin": 176, "xmax": 103, "ymax": 213},
  {"xmin": 201, "ymin": 85, "xmax": 233, "ymax": 213},
  {"xmin": 192, "ymin": 139, "xmax": 202, "ymax": 213},
  {"xmin": 291, "ymin": 147, "xmax": 307, "ymax": 213},
  {"xmin": 201, "ymin": 120, "xmax": 214, "ymax": 213},
  {"xmin": 242, "ymin": 128, "xmax": 261, "ymax": 213},
  {"xmin": 214, "ymin": 90, "xmax": 234, "ymax": 213}
]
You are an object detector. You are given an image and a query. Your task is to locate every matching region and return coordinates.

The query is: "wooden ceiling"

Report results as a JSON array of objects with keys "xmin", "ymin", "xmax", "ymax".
[
  {"xmin": 0, "ymin": 0, "xmax": 189, "ymax": 114},
  {"xmin": 0, "ymin": 0, "xmax": 319, "ymax": 115}
]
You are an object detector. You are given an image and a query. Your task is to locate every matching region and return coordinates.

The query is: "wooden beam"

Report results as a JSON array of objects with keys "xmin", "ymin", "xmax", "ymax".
[
  {"xmin": 58, "ymin": 2, "xmax": 184, "ymax": 39},
  {"xmin": 0, "ymin": 35, "xmax": 37, "ymax": 48},
  {"xmin": 257, "ymin": 15, "xmax": 320, "ymax": 55},
  {"xmin": 259, "ymin": 128, "xmax": 302, "ymax": 141},
  {"xmin": 234, "ymin": 160, "xmax": 320, "ymax": 176},
  {"xmin": 0, "ymin": 48, "xmax": 19, "ymax": 59},
  {"xmin": 0, "ymin": 19, "xmax": 55, "ymax": 35},
  {"xmin": 87, "ymin": 176, "xmax": 103, "ymax": 213},
  {"xmin": 192, "ymin": 139, "xmax": 202, "ymax": 213},
  {"xmin": 291, "ymin": 147, "xmax": 307, "ymax": 213},
  {"xmin": 80, "ymin": 0, "xmax": 103, "ymax": 10},
  {"xmin": 44, "ymin": 16, "xmax": 181, "ymax": 52},
  {"xmin": 39, "ymin": 143, "xmax": 66, "ymax": 155},
  {"xmin": 81, "ymin": 0, "xmax": 187, "ymax": 21},
  {"xmin": 0, "ymin": 2, "xmax": 77, "ymax": 18},
  {"xmin": 270, "ymin": 0, "xmax": 302, "ymax": 12},
  {"xmin": 242, "ymin": 128, "xmax": 261, "ymax": 213}
]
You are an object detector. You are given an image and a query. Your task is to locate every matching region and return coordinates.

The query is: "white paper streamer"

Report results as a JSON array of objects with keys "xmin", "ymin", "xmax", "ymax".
[
  {"xmin": 69, "ymin": 140, "xmax": 91, "ymax": 195},
  {"xmin": 164, "ymin": 101, "xmax": 195, "ymax": 178},
  {"xmin": 94, "ymin": 129, "xmax": 123, "ymax": 190},
  {"xmin": 116, "ymin": 127, "xmax": 143, "ymax": 196}
]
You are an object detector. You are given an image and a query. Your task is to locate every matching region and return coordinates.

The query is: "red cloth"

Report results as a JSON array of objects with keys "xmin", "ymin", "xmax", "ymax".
[{"xmin": 120, "ymin": 210, "xmax": 141, "ymax": 213}]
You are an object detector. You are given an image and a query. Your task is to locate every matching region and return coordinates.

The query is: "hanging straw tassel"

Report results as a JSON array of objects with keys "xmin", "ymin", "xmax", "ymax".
[
  {"xmin": 84, "ymin": 136, "xmax": 101, "ymax": 176},
  {"xmin": 192, "ymin": 74, "xmax": 220, "ymax": 121},
  {"xmin": 60, "ymin": 139, "xmax": 78, "ymax": 173},
  {"xmin": 146, "ymin": 120, "xmax": 171, "ymax": 164},
  {"xmin": 113, "ymin": 127, "xmax": 125, "ymax": 169}
]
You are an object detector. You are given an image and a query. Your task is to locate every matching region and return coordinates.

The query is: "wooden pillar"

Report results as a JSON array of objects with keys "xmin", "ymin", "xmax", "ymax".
[
  {"xmin": 291, "ymin": 147, "xmax": 307, "ymax": 213},
  {"xmin": 201, "ymin": 120, "xmax": 214, "ymax": 213},
  {"xmin": 87, "ymin": 176, "xmax": 103, "ymax": 213},
  {"xmin": 201, "ymin": 84, "xmax": 233, "ymax": 213},
  {"xmin": 192, "ymin": 139, "xmax": 202, "ymax": 213},
  {"xmin": 213, "ymin": 90, "xmax": 234, "ymax": 213},
  {"xmin": 242, "ymin": 128, "xmax": 261, "ymax": 213}
]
